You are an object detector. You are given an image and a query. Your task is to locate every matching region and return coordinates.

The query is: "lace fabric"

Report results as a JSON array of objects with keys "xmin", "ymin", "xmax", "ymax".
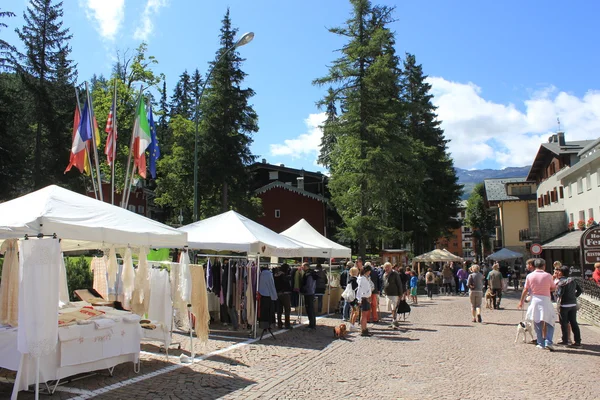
[
  {"xmin": 17, "ymin": 238, "xmax": 61, "ymax": 357},
  {"xmin": 121, "ymin": 248, "xmax": 135, "ymax": 309},
  {"xmin": 131, "ymin": 247, "xmax": 150, "ymax": 316}
]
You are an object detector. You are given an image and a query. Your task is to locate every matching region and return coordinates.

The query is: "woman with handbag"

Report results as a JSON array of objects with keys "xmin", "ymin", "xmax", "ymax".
[
  {"xmin": 342, "ymin": 267, "xmax": 359, "ymax": 329},
  {"xmin": 356, "ymin": 265, "xmax": 373, "ymax": 337}
]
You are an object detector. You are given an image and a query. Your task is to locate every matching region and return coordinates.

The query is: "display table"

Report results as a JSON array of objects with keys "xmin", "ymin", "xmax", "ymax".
[{"xmin": 0, "ymin": 311, "xmax": 142, "ymax": 393}]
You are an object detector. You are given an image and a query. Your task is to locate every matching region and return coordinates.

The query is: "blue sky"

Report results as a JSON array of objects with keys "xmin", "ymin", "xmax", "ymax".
[{"xmin": 4, "ymin": 0, "xmax": 600, "ymax": 171}]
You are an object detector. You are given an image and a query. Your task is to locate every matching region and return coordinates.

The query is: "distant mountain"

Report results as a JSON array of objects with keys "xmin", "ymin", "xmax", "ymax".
[{"xmin": 456, "ymin": 166, "xmax": 531, "ymax": 199}]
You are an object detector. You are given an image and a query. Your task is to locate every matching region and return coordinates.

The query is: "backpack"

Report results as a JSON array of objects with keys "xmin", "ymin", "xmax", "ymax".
[
  {"xmin": 341, "ymin": 281, "xmax": 356, "ymax": 302},
  {"xmin": 396, "ymin": 298, "xmax": 411, "ymax": 320}
]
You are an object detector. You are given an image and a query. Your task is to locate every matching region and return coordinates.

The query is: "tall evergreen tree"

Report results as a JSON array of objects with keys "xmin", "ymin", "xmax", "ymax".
[
  {"xmin": 15, "ymin": 0, "xmax": 76, "ymax": 189},
  {"xmin": 0, "ymin": 9, "xmax": 15, "ymax": 70},
  {"xmin": 170, "ymin": 70, "xmax": 193, "ymax": 119},
  {"xmin": 400, "ymin": 54, "xmax": 462, "ymax": 253},
  {"xmin": 465, "ymin": 183, "xmax": 495, "ymax": 261},
  {"xmin": 196, "ymin": 8, "xmax": 259, "ymax": 217},
  {"xmin": 314, "ymin": 0, "xmax": 413, "ymax": 258},
  {"xmin": 157, "ymin": 80, "xmax": 170, "ymax": 152}
]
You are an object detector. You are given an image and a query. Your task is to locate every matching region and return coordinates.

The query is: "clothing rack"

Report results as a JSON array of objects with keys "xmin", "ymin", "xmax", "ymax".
[{"xmin": 23, "ymin": 233, "xmax": 57, "ymax": 240}]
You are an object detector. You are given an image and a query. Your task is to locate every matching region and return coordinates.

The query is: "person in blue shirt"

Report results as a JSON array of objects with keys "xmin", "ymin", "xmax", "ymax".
[{"xmin": 409, "ymin": 270, "xmax": 419, "ymax": 304}]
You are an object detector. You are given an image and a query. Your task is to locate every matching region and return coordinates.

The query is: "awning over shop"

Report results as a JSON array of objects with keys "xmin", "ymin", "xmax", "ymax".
[{"xmin": 542, "ymin": 230, "xmax": 583, "ymax": 250}]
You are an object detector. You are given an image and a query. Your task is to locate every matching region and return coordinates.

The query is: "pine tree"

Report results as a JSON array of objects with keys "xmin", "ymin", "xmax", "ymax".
[
  {"xmin": 170, "ymin": 70, "xmax": 193, "ymax": 119},
  {"xmin": 196, "ymin": 8, "xmax": 259, "ymax": 217},
  {"xmin": 465, "ymin": 183, "xmax": 495, "ymax": 261},
  {"xmin": 157, "ymin": 80, "xmax": 170, "ymax": 152},
  {"xmin": 15, "ymin": 0, "xmax": 76, "ymax": 189},
  {"xmin": 0, "ymin": 9, "xmax": 16, "ymax": 70},
  {"xmin": 314, "ymin": 0, "xmax": 413, "ymax": 258},
  {"xmin": 400, "ymin": 54, "xmax": 462, "ymax": 253}
]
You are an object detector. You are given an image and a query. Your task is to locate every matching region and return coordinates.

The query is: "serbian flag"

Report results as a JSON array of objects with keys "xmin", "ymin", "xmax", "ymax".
[
  {"xmin": 147, "ymin": 103, "xmax": 159, "ymax": 179},
  {"xmin": 132, "ymin": 96, "xmax": 151, "ymax": 178},
  {"xmin": 65, "ymin": 101, "xmax": 91, "ymax": 174},
  {"xmin": 105, "ymin": 96, "xmax": 117, "ymax": 165}
]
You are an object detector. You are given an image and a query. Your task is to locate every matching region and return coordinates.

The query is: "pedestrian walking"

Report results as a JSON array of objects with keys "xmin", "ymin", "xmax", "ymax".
[
  {"xmin": 487, "ymin": 263, "xmax": 503, "ymax": 309},
  {"xmin": 409, "ymin": 270, "xmax": 418, "ymax": 304},
  {"xmin": 314, "ymin": 263, "xmax": 328, "ymax": 314},
  {"xmin": 425, "ymin": 268, "xmax": 435, "ymax": 300},
  {"xmin": 356, "ymin": 265, "xmax": 373, "ymax": 336},
  {"xmin": 300, "ymin": 262, "xmax": 318, "ymax": 330},
  {"xmin": 457, "ymin": 265, "xmax": 469, "ymax": 295},
  {"xmin": 518, "ymin": 259, "xmax": 557, "ymax": 351},
  {"xmin": 382, "ymin": 262, "xmax": 403, "ymax": 325},
  {"xmin": 555, "ymin": 266, "xmax": 583, "ymax": 347},
  {"xmin": 273, "ymin": 263, "xmax": 292, "ymax": 329},
  {"xmin": 340, "ymin": 261, "xmax": 353, "ymax": 320},
  {"xmin": 467, "ymin": 264, "xmax": 484, "ymax": 323}
]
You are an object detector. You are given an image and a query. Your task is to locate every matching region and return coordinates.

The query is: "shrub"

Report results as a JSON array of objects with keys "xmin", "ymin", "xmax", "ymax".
[{"xmin": 64, "ymin": 256, "xmax": 93, "ymax": 301}]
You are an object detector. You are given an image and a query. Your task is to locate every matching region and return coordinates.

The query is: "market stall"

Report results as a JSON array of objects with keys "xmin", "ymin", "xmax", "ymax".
[
  {"xmin": 280, "ymin": 218, "xmax": 351, "ymax": 313},
  {"xmin": 412, "ymin": 248, "xmax": 464, "ymax": 275},
  {"xmin": 179, "ymin": 210, "xmax": 324, "ymax": 337},
  {"xmin": 0, "ymin": 185, "xmax": 187, "ymax": 399}
]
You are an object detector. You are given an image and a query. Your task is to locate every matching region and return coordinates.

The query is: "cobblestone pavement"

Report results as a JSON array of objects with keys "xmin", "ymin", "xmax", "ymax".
[{"xmin": 2, "ymin": 291, "xmax": 600, "ymax": 399}]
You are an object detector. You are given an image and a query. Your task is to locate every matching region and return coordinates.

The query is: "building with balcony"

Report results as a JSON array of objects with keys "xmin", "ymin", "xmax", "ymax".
[
  {"xmin": 527, "ymin": 132, "xmax": 592, "ymax": 242},
  {"xmin": 484, "ymin": 177, "xmax": 536, "ymax": 258},
  {"xmin": 436, "ymin": 200, "xmax": 471, "ymax": 259}
]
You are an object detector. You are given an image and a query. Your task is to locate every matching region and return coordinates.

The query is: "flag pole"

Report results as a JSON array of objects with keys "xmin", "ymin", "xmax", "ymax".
[
  {"xmin": 75, "ymin": 87, "xmax": 98, "ymax": 200},
  {"xmin": 111, "ymin": 79, "xmax": 117, "ymax": 205},
  {"xmin": 122, "ymin": 86, "xmax": 143, "ymax": 208},
  {"xmin": 85, "ymin": 82, "xmax": 104, "ymax": 202}
]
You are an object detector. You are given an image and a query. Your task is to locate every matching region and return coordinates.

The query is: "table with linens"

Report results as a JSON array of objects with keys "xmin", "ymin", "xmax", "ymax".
[{"xmin": 0, "ymin": 306, "xmax": 142, "ymax": 392}]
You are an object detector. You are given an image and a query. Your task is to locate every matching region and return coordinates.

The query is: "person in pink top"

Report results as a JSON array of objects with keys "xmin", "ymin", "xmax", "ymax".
[{"xmin": 518, "ymin": 258, "xmax": 557, "ymax": 350}]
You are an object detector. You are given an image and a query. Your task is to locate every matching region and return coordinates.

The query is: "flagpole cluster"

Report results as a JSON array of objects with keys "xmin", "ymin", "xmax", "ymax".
[{"xmin": 66, "ymin": 81, "xmax": 160, "ymax": 212}]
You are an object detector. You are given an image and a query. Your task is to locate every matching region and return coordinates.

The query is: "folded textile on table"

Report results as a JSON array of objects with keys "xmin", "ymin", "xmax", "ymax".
[
  {"xmin": 123, "ymin": 314, "xmax": 141, "ymax": 323},
  {"xmin": 58, "ymin": 307, "xmax": 106, "ymax": 327},
  {"xmin": 93, "ymin": 318, "xmax": 116, "ymax": 330},
  {"xmin": 58, "ymin": 325, "xmax": 80, "ymax": 342}
]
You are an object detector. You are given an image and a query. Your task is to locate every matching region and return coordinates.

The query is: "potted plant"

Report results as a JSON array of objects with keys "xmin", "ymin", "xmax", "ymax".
[
  {"xmin": 577, "ymin": 220, "xmax": 586, "ymax": 230},
  {"xmin": 568, "ymin": 221, "xmax": 575, "ymax": 231},
  {"xmin": 587, "ymin": 218, "xmax": 596, "ymax": 228}
]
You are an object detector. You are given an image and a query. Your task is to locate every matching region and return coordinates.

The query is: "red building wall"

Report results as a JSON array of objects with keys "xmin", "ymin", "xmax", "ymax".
[
  {"xmin": 257, "ymin": 187, "xmax": 326, "ymax": 234},
  {"xmin": 436, "ymin": 227, "xmax": 463, "ymax": 256},
  {"xmin": 87, "ymin": 184, "xmax": 147, "ymax": 216}
]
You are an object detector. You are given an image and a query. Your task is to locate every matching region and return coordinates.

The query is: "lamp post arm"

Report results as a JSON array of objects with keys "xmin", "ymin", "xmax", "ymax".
[{"xmin": 192, "ymin": 44, "xmax": 237, "ymax": 222}]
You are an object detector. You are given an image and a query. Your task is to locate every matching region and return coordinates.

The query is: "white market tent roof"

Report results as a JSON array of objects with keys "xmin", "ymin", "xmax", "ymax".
[
  {"xmin": 281, "ymin": 218, "xmax": 351, "ymax": 259},
  {"xmin": 487, "ymin": 248, "xmax": 524, "ymax": 261},
  {"xmin": 413, "ymin": 248, "xmax": 464, "ymax": 263},
  {"xmin": 179, "ymin": 210, "xmax": 317, "ymax": 257},
  {"xmin": 0, "ymin": 185, "xmax": 187, "ymax": 251}
]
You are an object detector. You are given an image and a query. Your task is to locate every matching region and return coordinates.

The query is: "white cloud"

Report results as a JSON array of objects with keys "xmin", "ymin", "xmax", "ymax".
[
  {"xmin": 270, "ymin": 112, "xmax": 327, "ymax": 158},
  {"xmin": 134, "ymin": 0, "xmax": 168, "ymax": 41},
  {"xmin": 428, "ymin": 77, "xmax": 600, "ymax": 169},
  {"xmin": 272, "ymin": 79, "xmax": 600, "ymax": 171},
  {"xmin": 82, "ymin": 0, "xmax": 125, "ymax": 41}
]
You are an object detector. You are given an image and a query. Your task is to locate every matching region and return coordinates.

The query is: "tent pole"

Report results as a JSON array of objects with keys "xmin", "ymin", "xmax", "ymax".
[
  {"xmin": 253, "ymin": 253, "xmax": 260, "ymax": 339},
  {"xmin": 327, "ymin": 250, "xmax": 332, "ymax": 315}
]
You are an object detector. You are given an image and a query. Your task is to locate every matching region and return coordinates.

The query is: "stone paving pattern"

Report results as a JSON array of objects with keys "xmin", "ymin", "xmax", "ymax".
[{"xmin": 2, "ymin": 290, "xmax": 600, "ymax": 399}]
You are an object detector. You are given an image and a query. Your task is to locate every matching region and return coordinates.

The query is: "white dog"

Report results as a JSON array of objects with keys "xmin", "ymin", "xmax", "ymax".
[{"xmin": 515, "ymin": 320, "xmax": 535, "ymax": 344}]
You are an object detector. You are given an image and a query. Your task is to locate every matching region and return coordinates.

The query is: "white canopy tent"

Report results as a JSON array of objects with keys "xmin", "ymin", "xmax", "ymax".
[
  {"xmin": 179, "ymin": 210, "xmax": 319, "ymax": 257},
  {"xmin": 281, "ymin": 219, "xmax": 351, "ymax": 314},
  {"xmin": 0, "ymin": 185, "xmax": 187, "ymax": 251},
  {"xmin": 0, "ymin": 185, "xmax": 187, "ymax": 398},
  {"xmin": 487, "ymin": 248, "xmax": 524, "ymax": 261},
  {"xmin": 413, "ymin": 248, "xmax": 464, "ymax": 263},
  {"xmin": 280, "ymin": 218, "xmax": 351, "ymax": 259}
]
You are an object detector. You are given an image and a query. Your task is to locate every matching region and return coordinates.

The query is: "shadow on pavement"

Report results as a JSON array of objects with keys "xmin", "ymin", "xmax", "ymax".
[
  {"xmin": 553, "ymin": 343, "xmax": 600, "ymax": 357},
  {"xmin": 205, "ymin": 354, "xmax": 249, "ymax": 367},
  {"xmin": 483, "ymin": 322, "xmax": 518, "ymax": 327}
]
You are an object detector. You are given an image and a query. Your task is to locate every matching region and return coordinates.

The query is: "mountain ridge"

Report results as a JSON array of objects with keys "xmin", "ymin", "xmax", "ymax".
[{"xmin": 456, "ymin": 165, "xmax": 531, "ymax": 199}]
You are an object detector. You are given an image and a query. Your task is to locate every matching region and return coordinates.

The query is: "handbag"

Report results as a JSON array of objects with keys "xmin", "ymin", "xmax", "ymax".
[
  {"xmin": 342, "ymin": 283, "xmax": 356, "ymax": 302},
  {"xmin": 395, "ymin": 298, "xmax": 411, "ymax": 320}
]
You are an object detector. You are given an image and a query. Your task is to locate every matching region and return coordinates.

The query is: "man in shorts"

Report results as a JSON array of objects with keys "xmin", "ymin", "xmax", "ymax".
[{"xmin": 383, "ymin": 262, "xmax": 404, "ymax": 326}]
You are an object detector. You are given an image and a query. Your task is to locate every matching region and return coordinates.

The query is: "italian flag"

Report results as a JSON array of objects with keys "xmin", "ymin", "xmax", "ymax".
[{"xmin": 132, "ymin": 96, "xmax": 151, "ymax": 178}]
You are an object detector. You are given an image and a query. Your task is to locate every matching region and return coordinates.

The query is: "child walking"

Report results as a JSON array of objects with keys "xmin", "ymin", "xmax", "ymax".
[{"xmin": 409, "ymin": 270, "xmax": 418, "ymax": 304}]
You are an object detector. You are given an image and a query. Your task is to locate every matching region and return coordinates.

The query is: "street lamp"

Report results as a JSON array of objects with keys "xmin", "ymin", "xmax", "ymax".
[{"xmin": 192, "ymin": 32, "xmax": 254, "ymax": 222}]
